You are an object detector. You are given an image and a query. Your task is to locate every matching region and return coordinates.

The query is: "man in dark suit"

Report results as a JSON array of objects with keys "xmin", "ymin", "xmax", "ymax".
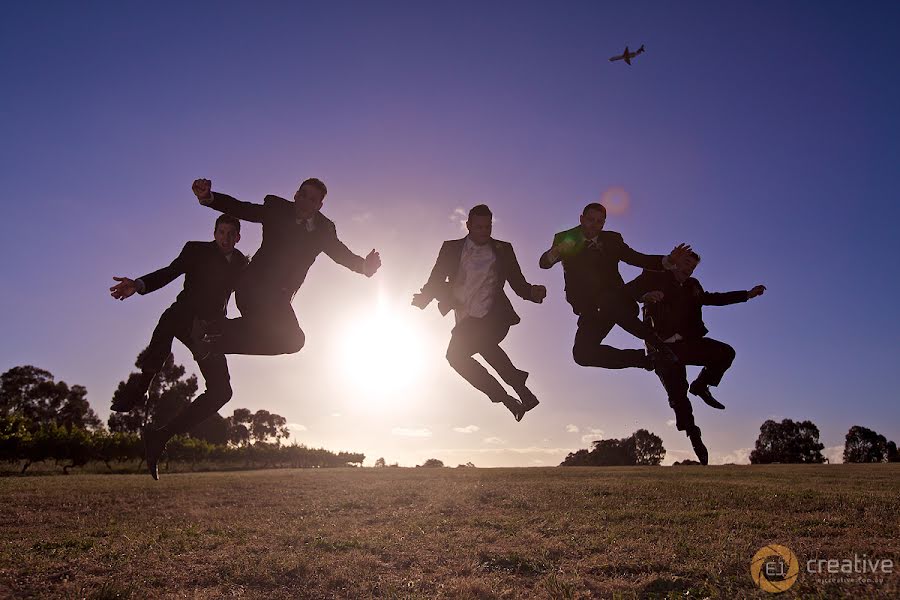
[
  {"xmin": 539, "ymin": 203, "xmax": 690, "ymax": 370},
  {"xmin": 412, "ymin": 205, "xmax": 546, "ymax": 421},
  {"xmin": 109, "ymin": 215, "xmax": 248, "ymax": 478},
  {"xmin": 190, "ymin": 177, "xmax": 381, "ymax": 357},
  {"xmin": 627, "ymin": 250, "xmax": 766, "ymax": 464}
]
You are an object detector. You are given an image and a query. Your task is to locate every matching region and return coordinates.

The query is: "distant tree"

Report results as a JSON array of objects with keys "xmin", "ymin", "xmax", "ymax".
[
  {"xmin": 888, "ymin": 441, "xmax": 900, "ymax": 463},
  {"xmin": 225, "ymin": 408, "xmax": 253, "ymax": 446},
  {"xmin": 673, "ymin": 459, "xmax": 701, "ymax": 466},
  {"xmin": 0, "ymin": 365, "xmax": 101, "ymax": 431},
  {"xmin": 108, "ymin": 350, "xmax": 198, "ymax": 434},
  {"xmin": 249, "ymin": 409, "xmax": 290, "ymax": 444},
  {"xmin": 843, "ymin": 425, "xmax": 891, "ymax": 463},
  {"xmin": 628, "ymin": 429, "xmax": 666, "ymax": 466},
  {"xmin": 749, "ymin": 419, "xmax": 825, "ymax": 464},
  {"xmin": 419, "ymin": 458, "xmax": 444, "ymax": 468},
  {"xmin": 374, "ymin": 457, "xmax": 386, "ymax": 468},
  {"xmin": 560, "ymin": 448, "xmax": 592, "ymax": 466},
  {"xmin": 560, "ymin": 430, "xmax": 666, "ymax": 466}
]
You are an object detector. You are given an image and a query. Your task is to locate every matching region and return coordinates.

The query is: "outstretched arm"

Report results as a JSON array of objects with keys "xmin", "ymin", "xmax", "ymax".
[
  {"xmin": 111, "ymin": 244, "xmax": 188, "ymax": 300},
  {"xmin": 698, "ymin": 282, "xmax": 765, "ymax": 306},
  {"xmin": 506, "ymin": 245, "xmax": 546, "ymax": 303},
  {"xmin": 322, "ymin": 224, "xmax": 380, "ymax": 276},
  {"xmin": 619, "ymin": 239, "xmax": 692, "ymax": 271},
  {"xmin": 192, "ymin": 178, "xmax": 266, "ymax": 223},
  {"xmin": 135, "ymin": 244, "xmax": 190, "ymax": 295}
]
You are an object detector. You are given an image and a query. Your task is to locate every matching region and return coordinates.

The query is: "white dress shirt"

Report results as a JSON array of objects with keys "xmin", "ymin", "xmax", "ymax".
[{"xmin": 452, "ymin": 237, "xmax": 498, "ymax": 323}]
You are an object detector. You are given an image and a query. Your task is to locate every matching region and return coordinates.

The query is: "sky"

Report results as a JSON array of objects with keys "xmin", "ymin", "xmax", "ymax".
[{"xmin": 2, "ymin": 1, "xmax": 898, "ymax": 467}]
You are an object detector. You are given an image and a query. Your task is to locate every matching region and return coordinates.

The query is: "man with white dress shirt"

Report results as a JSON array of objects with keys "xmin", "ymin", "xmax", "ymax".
[{"xmin": 413, "ymin": 205, "xmax": 546, "ymax": 421}]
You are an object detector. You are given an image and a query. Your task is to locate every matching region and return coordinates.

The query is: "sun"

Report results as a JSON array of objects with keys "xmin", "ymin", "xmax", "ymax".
[{"xmin": 334, "ymin": 292, "xmax": 430, "ymax": 405}]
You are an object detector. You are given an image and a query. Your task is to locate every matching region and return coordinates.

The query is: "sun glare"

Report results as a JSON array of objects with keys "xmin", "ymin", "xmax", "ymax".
[{"xmin": 334, "ymin": 292, "xmax": 430, "ymax": 407}]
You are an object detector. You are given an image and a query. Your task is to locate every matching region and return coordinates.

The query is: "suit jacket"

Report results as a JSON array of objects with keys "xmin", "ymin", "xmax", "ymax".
[
  {"xmin": 541, "ymin": 225, "xmax": 666, "ymax": 315},
  {"xmin": 138, "ymin": 241, "xmax": 248, "ymax": 320},
  {"xmin": 418, "ymin": 237, "xmax": 537, "ymax": 327},
  {"xmin": 626, "ymin": 269, "xmax": 749, "ymax": 340},
  {"xmin": 205, "ymin": 193, "xmax": 366, "ymax": 296}
]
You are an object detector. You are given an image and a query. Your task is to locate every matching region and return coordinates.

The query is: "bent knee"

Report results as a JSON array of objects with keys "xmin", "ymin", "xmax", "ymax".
[
  {"xmin": 722, "ymin": 344, "xmax": 736, "ymax": 361},
  {"xmin": 283, "ymin": 329, "xmax": 306, "ymax": 354},
  {"xmin": 572, "ymin": 345, "xmax": 592, "ymax": 367}
]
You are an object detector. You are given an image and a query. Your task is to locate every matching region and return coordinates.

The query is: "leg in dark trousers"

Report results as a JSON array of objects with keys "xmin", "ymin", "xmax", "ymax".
[
  {"xmin": 155, "ymin": 352, "xmax": 232, "ymax": 438},
  {"xmin": 655, "ymin": 357, "xmax": 708, "ymax": 464},
  {"xmin": 143, "ymin": 347, "xmax": 233, "ymax": 480},
  {"xmin": 211, "ymin": 285, "xmax": 305, "ymax": 356},
  {"xmin": 654, "ymin": 361, "xmax": 695, "ymax": 432},
  {"xmin": 445, "ymin": 316, "xmax": 511, "ymax": 403},
  {"xmin": 669, "ymin": 338, "xmax": 736, "ymax": 387},
  {"xmin": 114, "ymin": 305, "xmax": 188, "ymax": 411},
  {"xmin": 572, "ymin": 294, "xmax": 651, "ymax": 369}
]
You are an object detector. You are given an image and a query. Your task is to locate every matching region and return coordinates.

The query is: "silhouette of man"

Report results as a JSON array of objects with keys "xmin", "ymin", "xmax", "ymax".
[
  {"xmin": 191, "ymin": 177, "xmax": 381, "ymax": 357},
  {"xmin": 413, "ymin": 205, "xmax": 546, "ymax": 421},
  {"xmin": 109, "ymin": 215, "xmax": 248, "ymax": 478},
  {"xmin": 627, "ymin": 250, "xmax": 766, "ymax": 464},
  {"xmin": 539, "ymin": 203, "xmax": 690, "ymax": 371}
]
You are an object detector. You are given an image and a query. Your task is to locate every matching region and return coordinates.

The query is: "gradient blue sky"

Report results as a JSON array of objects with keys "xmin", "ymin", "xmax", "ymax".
[{"xmin": 2, "ymin": 1, "xmax": 898, "ymax": 466}]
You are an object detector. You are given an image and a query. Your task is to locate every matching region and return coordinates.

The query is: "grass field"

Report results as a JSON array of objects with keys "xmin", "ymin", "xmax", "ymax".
[{"xmin": 1, "ymin": 465, "xmax": 898, "ymax": 599}]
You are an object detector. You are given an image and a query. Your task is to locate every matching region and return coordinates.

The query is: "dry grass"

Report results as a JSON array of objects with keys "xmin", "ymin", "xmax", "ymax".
[{"xmin": 1, "ymin": 465, "xmax": 898, "ymax": 598}]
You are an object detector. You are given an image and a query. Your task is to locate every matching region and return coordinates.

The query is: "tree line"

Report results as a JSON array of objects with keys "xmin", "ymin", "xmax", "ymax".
[
  {"xmin": 559, "ymin": 420, "xmax": 899, "ymax": 466},
  {"xmin": 0, "ymin": 363, "xmax": 364, "ymax": 474}
]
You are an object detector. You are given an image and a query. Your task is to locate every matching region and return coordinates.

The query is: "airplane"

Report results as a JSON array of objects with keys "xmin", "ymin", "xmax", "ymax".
[{"xmin": 609, "ymin": 44, "xmax": 645, "ymax": 65}]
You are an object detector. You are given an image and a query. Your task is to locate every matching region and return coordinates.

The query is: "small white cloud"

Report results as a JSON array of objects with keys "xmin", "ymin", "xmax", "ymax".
[
  {"xmin": 453, "ymin": 425, "xmax": 480, "ymax": 434},
  {"xmin": 713, "ymin": 447, "xmax": 754, "ymax": 465},
  {"xmin": 352, "ymin": 211, "xmax": 374, "ymax": 223},
  {"xmin": 483, "ymin": 437, "xmax": 505, "ymax": 445},
  {"xmin": 823, "ymin": 445, "xmax": 843, "ymax": 464},
  {"xmin": 331, "ymin": 413, "xmax": 342, "ymax": 418},
  {"xmin": 666, "ymin": 419, "xmax": 676, "ymax": 428},
  {"xmin": 581, "ymin": 428, "xmax": 604, "ymax": 444},
  {"xmin": 565, "ymin": 424, "xmax": 580, "ymax": 433},
  {"xmin": 532, "ymin": 458, "xmax": 545, "ymax": 465},
  {"xmin": 450, "ymin": 207, "xmax": 468, "ymax": 232},
  {"xmin": 287, "ymin": 422, "xmax": 308, "ymax": 432},
  {"xmin": 392, "ymin": 427, "xmax": 432, "ymax": 438}
]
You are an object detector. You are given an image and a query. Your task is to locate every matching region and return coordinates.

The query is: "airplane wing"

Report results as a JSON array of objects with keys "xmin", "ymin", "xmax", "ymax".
[{"xmin": 625, "ymin": 55, "xmax": 631, "ymax": 65}]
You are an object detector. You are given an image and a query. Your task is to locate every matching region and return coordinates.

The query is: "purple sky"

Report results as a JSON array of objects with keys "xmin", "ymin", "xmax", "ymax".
[{"xmin": 2, "ymin": 1, "xmax": 898, "ymax": 466}]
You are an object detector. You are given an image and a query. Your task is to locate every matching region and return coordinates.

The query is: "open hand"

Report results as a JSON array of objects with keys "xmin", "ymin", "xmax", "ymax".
[
  {"xmin": 642, "ymin": 290, "xmax": 664, "ymax": 303},
  {"xmin": 192, "ymin": 178, "xmax": 212, "ymax": 201},
  {"xmin": 110, "ymin": 276, "xmax": 137, "ymax": 300},
  {"xmin": 667, "ymin": 243, "xmax": 692, "ymax": 265}
]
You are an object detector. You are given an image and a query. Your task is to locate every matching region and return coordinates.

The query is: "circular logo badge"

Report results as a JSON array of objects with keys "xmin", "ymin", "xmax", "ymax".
[{"xmin": 750, "ymin": 544, "xmax": 800, "ymax": 593}]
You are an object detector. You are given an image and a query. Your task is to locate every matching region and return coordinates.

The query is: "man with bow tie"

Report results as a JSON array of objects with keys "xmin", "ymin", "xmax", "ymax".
[
  {"xmin": 413, "ymin": 205, "xmax": 546, "ymax": 421},
  {"xmin": 539, "ymin": 202, "xmax": 690, "ymax": 371}
]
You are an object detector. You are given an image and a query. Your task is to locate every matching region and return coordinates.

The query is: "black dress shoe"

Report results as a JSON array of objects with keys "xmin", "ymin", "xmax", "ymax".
[
  {"xmin": 687, "ymin": 426, "xmax": 709, "ymax": 465},
  {"xmin": 110, "ymin": 372, "xmax": 153, "ymax": 412},
  {"xmin": 515, "ymin": 386, "xmax": 540, "ymax": 413},
  {"xmin": 141, "ymin": 427, "xmax": 168, "ymax": 481},
  {"xmin": 689, "ymin": 381, "xmax": 725, "ymax": 410},
  {"xmin": 501, "ymin": 395, "xmax": 526, "ymax": 422}
]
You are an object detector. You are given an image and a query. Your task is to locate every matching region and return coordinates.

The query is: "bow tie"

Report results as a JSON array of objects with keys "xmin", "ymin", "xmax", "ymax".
[{"xmin": 586, "ymin": 239, "xmax": 602, "ymax": 250}]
